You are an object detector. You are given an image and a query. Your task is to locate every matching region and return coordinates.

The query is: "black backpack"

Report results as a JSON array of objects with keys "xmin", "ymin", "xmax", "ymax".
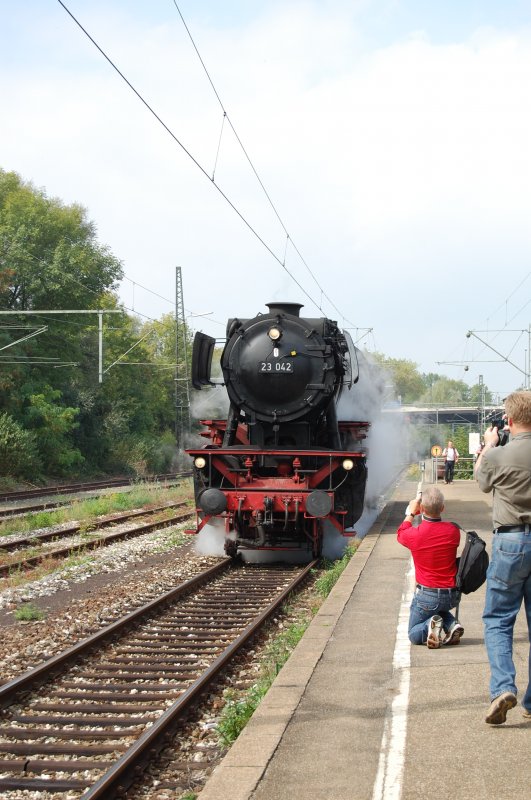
[
  {"xmin": 452, "ymin": 528, "xmax": 489, "ymax": 623},
  {"xmin": 456, "ymin": 529, "xmax": 489, "ymax": 594}
]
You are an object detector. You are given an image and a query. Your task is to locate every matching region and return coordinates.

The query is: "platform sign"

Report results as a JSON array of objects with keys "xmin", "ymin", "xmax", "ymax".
[
  {"xmin": 469, "ymin": 432, "xmax": 480, "ymax": 455},
  {"xmin": 431, "ymin": 445, "xmax": 442, "ymax": 457}
]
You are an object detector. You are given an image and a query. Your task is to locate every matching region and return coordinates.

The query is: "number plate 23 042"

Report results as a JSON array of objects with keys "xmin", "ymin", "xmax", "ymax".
[{"xmin": 259, "ymin": 361, "xmax": 294, "ymax": 373}]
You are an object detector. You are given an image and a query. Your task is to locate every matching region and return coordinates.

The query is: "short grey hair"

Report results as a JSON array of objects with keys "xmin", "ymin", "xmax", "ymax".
[{"xmin": 422, "ymin": 486, "xmax": 444, "ymax": 516}]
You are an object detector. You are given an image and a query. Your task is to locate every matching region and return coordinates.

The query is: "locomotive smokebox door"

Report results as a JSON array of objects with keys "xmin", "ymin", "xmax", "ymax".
[{"xmin": 221, "ymin": 307, "xmax": 336, "ymax": 424}]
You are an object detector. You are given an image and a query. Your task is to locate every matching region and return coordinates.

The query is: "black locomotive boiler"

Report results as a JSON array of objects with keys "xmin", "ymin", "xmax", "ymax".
[{"xmin": 186, "ymin": 302, "xmax": 369, "ymax": 558}]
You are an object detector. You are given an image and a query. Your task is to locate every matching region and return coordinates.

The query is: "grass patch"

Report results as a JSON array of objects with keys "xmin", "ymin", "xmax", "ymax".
[
  {"xmin": 406, "ymin": 463, "xmax": 421, "ymax": 480},
  {"xmin": 62, "ymin": 552, "xmax": 96, "ymax": 570},
  {"xmin": 2, "ymin": 552, "xmax": 96, "ymax": 589},
  {"xmin": 152, "ymin": 527, "xmax": 188, "ymax": 553},
  {"xmin": 314, "ymin": 543, "xmax": 358, "ymax": 597},
  {"xmin": 216, "ymin": 545, "xmax": 359, "ymax": 747},
  {"xmin": 0, "ymin": 481, "xmax": 193, "ymax": 539},
  {"xmin": 217, "ymin": 610, "xmax": 312, "ymax": 746},
  {"xmin": 14, "ymin": 603, "xmax": 45, "ymax": 621}
]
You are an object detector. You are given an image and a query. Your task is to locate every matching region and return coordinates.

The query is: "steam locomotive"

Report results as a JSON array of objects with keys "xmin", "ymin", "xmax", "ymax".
[{"xmin": 186, "ymin": 302, "xmax": 369, "ymax": 558}]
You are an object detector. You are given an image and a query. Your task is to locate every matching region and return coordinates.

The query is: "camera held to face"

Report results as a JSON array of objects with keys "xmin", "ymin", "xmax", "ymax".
[{"xmin": 491, "ymin": 418, "xmax": 509, "ymax": 446}]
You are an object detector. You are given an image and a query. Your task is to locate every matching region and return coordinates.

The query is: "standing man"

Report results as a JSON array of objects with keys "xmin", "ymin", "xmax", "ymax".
[
  {"xmin": 442, "ymin": 440, "xmax": 459, "ymax": 484},
  {"xmin": 475, "ymin": 390, "xmax": 531, "ymax": 725}
]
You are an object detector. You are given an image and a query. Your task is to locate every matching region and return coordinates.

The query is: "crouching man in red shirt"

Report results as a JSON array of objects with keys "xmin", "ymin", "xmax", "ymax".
[{"xmin": 397, "ymin": 485, "xmax": 464, "ymax": 648}]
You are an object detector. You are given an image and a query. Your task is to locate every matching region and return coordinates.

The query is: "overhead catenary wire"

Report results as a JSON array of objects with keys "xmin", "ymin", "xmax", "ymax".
[
  {"xmin": 3, "ymin": 247, "xmax": 225, "ymax": 381},
  {"xmin": 441, "ymin": 270, "xmax": 531, "ymax": 379},
  {"xmin": 56, "ymin": 0, "xmax": 357, "ymax": 328},
  {"xmin": 56, "ymin": 1, "xmax": 320, "ymax": 315},
  {"xmin": 171, "ymin": 0, "xmax": 355, "ymax": 326}
]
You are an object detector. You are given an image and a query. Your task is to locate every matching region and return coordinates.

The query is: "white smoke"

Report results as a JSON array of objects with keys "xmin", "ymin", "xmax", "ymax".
[
  {"xmin": 194, "ymin": 518, "xmax": 232, "ymax": 556},
  {"xmin": 337, "ymin": 351, "xmax": 410, "ymax": 539},
  {"xmin": 185, "ymin": 384, "xmax": 231, "ymax": 451}
]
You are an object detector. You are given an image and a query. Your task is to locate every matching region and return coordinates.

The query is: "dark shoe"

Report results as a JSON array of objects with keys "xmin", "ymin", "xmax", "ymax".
[
  {"xmin": 485, "ymin": 692, "xmax": 517, "ymax": 725},
  {"xmin": 443, "ymin": 622, "xmax": 464, "ymax": 645},
  {"xmin": 426, "ymin": 615, "xmax": 443, "ymax": 648}
]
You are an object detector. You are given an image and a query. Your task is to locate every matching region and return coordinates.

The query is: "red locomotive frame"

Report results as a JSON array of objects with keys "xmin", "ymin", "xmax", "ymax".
[{"xmin": 186, "ymin": 419, "xmax": 369, "ymax": 557}]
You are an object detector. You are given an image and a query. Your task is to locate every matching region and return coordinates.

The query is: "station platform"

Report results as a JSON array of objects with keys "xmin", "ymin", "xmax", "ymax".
[{"xmin": 199, "ymin": 478, "xmax": 530, "ymax": 800}]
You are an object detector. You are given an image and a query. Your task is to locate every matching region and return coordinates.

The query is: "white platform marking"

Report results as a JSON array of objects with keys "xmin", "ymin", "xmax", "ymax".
[{"xmin": 372, "ymin": 560, "xmax": 414, "ymax": 800}]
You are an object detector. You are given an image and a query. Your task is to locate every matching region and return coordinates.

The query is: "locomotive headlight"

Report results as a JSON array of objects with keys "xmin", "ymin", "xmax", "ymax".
[
  {"xmin": 194, "ymin": 456, "xmax": 207, "ymax": 470},
  {"xmin": 342, "ymin": 459, "xmax": 355, "ymax": 471},
  {"xmin": 268, "ymin": 326, "xmax": 282, "ymax": 341}
]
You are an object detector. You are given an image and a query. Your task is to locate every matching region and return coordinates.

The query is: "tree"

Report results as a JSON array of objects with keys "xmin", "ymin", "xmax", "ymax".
[
  {"xmin": 0, "ymin": 169, "xmax": 122, "ymax": 312},
  {"xmin": 468, "ymin": 381, "xmax": 494, "ymax": 405},
  {"xmin": 0, "ymin": 169, "xmax": 123, "ymax": 415},
  {"xmin": 418, "ymin": 376, "xmax": 471, "ymax": 406},
  {"xmin": 370, "ymin": 353, "xmax": 425, "ymax": 404},
  {"xmin": 24, "ymin": 387, "xmax": 83, "ymax": 474},
  {"xmin": 0, "ymin": 168, "xmax": 125, "ymax": 477}
]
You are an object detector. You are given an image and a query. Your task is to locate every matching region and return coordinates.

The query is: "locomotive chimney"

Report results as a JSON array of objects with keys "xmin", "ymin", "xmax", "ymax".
[{"xmin": 266, "ymin": 302, "xmax": 303, "ymax": 317}]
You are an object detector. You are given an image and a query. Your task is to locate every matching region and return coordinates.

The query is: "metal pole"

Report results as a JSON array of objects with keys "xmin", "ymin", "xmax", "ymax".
[
  {"xmin": 0, "ymin": 309, "xmax": 121, "ymax": 382},
  {"xmin": 98, "ymin": 311, "xmax": 103, "ymax": 384},
  {"xmin": 175, "ymin": 267, "xmax": 181, "ymax": 447},
  {"xmin": 478, "ymin": 374, "xmax": 485, "ymax": 432}
]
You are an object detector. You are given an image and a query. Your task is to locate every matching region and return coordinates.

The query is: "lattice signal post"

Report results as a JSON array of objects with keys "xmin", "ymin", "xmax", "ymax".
[{"xmin": 174, "ymin": 267, "xmax": 191, "ymax": 450}]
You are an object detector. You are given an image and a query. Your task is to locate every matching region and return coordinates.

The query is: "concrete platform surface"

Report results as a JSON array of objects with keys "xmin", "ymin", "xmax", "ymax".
[{"xmin": 199, "ymin": 478, "xmax": 530, "ymax": 800}]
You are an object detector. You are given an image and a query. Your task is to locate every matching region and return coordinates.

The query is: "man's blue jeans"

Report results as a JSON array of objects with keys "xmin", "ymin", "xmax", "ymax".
[
  {"xmin": 482, "ymin": 530, "xmax": 531, "ymax": 709},
  {"xmin": 444, "ymin": 460, "xmax": 456, "ymax": 483},
  {"xmin": 408, "ymin": 587, "xmax": 460, "ymax": 644}
]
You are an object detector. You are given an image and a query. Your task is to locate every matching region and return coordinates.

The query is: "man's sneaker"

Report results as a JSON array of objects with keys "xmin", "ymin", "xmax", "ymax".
[
  {"xmin": 443, "ymin": 622, "xmax": 464, "ymax": 645},
  {"xmin": 523, "ymin": 708, "xmax": 531, "ymax": 720},
  {"xmin": 426, "ymin": 615, "xmax": 443, "ymax": 649},
  {"xmin": 485, "ymin": 691, "xmax": 517, "ymax": 725}
]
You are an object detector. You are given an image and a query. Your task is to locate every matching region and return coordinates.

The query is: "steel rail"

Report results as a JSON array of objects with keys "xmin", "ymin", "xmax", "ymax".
[
  {"xmin": 0, "ymin": 559, "xmax": 317, "ymax": 796},
  {"xmin": 0, "ymin": 472, "xmax": 191, "ymax": 503},
  {"xmin": 0, "ymin": 500, "xmax": 188, "ymax": 552},
  {"xmin": 0, "ymin": 510, "xmax": 194, "ymax": 577},
  {"xmin": 82, "ymin": 559, "xmax": 318, "ymax": 799},
  {"xmin": 0, "ymin": 558, "xmax": 232, "ymax": 707}
]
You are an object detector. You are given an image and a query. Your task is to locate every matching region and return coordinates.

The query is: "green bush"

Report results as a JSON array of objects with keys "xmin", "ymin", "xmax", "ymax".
[
  {"xmin": 0, "ymin": 412, "xmax": 41, "ymax": 477},
  {"xmin": 145, "ymin": 430, "xmax": 178, "ymax": 473},
  {"xmin": 14, "ymin": 603, "xmax": 45, "ymax": 621}
]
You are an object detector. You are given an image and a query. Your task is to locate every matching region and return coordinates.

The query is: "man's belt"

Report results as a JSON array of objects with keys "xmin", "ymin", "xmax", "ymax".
[
  {"xmin": 494, "ymin": 524, "xmax": 531, "ymax": 534},
  {"xmin": 416, "ymin": 584, "xmax": 456, "ymax": 593}
]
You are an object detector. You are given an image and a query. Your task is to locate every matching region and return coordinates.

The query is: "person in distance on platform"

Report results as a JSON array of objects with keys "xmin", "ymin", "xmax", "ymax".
[
  {"xmin": 397, "ymin": 486, "xmax": 464, "ymax": 649},
  {"xmin": 475, "ymin": 390, "xmax": 531, "ymax": 726},
  {"xmin": 442, "ymin": 440, "xmax": 459, "ymax": 484}
]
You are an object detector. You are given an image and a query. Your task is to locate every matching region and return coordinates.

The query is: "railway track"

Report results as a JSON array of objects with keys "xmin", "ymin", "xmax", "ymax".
[
  {"xmin": 0, "ymin": 472, "xmax": 191, "ymax": 505},
  {"xmin": 0, "ymin": 558, "xmax": 316, "ymax": 797},
  {"xmin": 0, "ymin": 502, "xmax": 194, "ymax": 577}
]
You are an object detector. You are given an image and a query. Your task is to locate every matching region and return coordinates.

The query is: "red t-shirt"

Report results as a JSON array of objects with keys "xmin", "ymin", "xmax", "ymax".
[{"xmin": 397, "ymin": 518, "xmax": 460, "ymax": 588}]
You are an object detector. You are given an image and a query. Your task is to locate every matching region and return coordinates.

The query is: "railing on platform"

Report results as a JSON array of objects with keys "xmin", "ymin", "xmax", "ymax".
[{"xmin": 431, "ymin": 457, "xmax": 475, "ymax": 482}]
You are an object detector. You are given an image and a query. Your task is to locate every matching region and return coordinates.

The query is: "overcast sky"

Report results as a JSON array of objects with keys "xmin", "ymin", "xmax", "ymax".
[{"xmin": 2, "ymin": 0, "xmax": 531, "ymax": 400}]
